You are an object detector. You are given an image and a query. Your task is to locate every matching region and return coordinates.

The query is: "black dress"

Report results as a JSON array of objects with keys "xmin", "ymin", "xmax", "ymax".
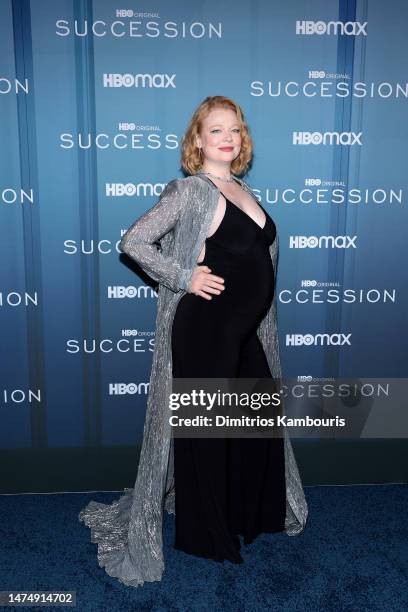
[{"xmin": 171, "ymin": 193, "xmax": 286, "ymax": 563}]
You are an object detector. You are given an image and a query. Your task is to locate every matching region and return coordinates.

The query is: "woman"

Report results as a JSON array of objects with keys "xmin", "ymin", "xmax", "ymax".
[{"xmin": 79, "ymin": 96, "xmax": 308, "ymax": 587}]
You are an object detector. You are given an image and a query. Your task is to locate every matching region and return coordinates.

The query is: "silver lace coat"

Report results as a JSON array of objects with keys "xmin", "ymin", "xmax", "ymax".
[{"xmin": 78, "ymin": 172, "xmax": 308, "ymax": 587}]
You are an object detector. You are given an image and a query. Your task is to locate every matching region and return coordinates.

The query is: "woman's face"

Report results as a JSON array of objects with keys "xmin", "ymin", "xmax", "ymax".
[{"xmin": 196, "ymin": 108, "xmax": 242, "ymax": 167}]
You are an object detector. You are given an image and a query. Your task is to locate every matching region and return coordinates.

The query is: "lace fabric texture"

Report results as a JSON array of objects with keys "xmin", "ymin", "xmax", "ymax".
[{"xmin": 78, "ymin": 173, "xmax": 308, "ymax": 587}]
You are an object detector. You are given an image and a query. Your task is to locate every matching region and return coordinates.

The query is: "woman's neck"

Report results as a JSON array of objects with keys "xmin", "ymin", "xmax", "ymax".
[{"xmin": 200, "ymin": 163, "xmax": 232, "ymax": 180}]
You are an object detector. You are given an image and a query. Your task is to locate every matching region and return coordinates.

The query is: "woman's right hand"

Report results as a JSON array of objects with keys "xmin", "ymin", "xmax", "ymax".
[{"xmin": 188, "ymin": 266, "xmax": 225, "ymax": 300}]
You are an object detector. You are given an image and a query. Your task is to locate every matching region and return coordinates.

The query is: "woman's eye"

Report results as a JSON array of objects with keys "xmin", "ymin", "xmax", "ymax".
[{"xmin": 210, "ymin": 128, "xmax": 240, "ymax": 134}]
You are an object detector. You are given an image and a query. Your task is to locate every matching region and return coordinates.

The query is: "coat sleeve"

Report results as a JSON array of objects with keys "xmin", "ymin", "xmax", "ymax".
[{"xmin": 118, "ymin": 178, "xmax": 194, "ymax": 294}]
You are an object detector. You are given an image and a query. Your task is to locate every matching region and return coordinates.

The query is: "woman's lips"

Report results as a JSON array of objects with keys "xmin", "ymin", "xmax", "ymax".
[{"xmin": 218, "ymin": 147, "xmax": 234, "ymax": 151}]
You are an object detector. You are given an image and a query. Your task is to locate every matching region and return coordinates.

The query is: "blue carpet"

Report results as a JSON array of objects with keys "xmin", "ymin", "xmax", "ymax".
[{"xmin": 0, "ymin": 484, "xmax": 407, "ymax": 611}]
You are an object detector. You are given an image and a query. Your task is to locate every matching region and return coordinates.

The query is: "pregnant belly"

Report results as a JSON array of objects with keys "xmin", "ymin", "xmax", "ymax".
[{"xmin": 200, "ymin": 248, "xmax": 275, "ymax": 318}]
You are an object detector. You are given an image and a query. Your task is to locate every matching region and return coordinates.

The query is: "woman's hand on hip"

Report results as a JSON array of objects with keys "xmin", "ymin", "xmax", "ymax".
[{"xmin": 188, "ymin": 266, "xmax": 225, "ymax": 300}]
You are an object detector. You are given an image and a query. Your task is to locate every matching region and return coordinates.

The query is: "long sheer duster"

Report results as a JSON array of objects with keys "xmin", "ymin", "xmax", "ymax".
[{"xmin": 78, "ymin": 174, "xmax": 308, "ymax": 587}]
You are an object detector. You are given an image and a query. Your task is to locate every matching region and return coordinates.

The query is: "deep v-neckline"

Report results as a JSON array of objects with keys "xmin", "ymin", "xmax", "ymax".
[
  {"xmin": 196, "ymin": 173, "xmax": 267, "ymax": 231},
  {"xmin": 222, "ymin": 194, "xmax": 267, "ymax": 232}
]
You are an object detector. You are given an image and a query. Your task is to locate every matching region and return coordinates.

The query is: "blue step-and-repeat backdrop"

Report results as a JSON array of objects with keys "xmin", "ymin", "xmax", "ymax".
[{"xmin": 1, "ymin": 1, "xmax": 407, "ymax": 460}]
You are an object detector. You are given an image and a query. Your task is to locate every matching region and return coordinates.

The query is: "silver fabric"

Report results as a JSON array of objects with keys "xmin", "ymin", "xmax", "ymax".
[{"xmin": 78, "ymin": 172, "xmax": 308, "ymax": 587}]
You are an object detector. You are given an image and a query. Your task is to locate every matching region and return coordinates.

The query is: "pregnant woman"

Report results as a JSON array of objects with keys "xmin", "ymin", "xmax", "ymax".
[
  {"xmin": 79, "ymin": 96, "xmax": 308, "ymax": 587},
  {"xmin": 172, "ymin": 98, "xmax": 293, "ymax": 563}
]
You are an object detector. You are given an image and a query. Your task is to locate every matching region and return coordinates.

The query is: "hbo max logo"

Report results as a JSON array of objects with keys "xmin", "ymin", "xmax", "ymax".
[
  {"xmin": 108, "ymin": 286, "xmax": 158, "ymax": 298},
  {"xmin": 289, "ymin": 236, "xmax": 357, "ymax": 249},
  {"xmin": 286, "ymin": 333, "xmax": 352, "ymax": 346},
  {"xmin": 103, "ymin": 73, "xmax": 176, "ymax": 88},
  {"xmin": 106, "ymin": 183, "xmax": 164, "ymax": 196},
  {"xmin": 293, "ymin": 132, "xmax": 362, "ymax": 145},
  {"xmin": 296, "ymin": 21, "xmax": 368, "ymax": 36},
  {"xmin": 109, "ymin": 383, "xmax": 149, "ymax": 395}
]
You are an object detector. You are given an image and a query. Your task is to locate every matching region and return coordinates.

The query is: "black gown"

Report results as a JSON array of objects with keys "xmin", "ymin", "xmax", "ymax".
[{"xmin": 171, "ymin": 193, "xmax": 286, "ymax": 564}]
